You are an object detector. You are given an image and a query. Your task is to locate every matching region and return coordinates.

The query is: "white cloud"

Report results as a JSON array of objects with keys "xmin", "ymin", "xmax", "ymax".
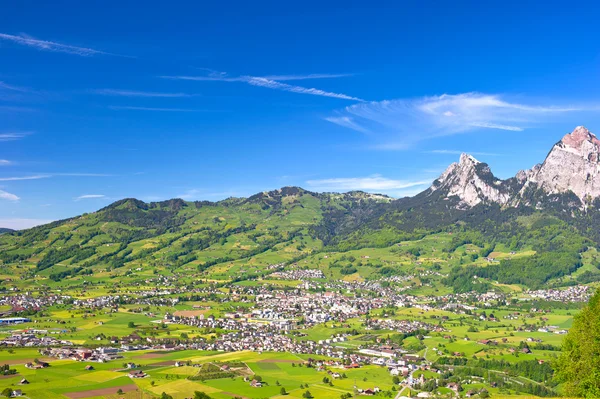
[
  {"xmin": 0, "ymin": 173, "xmax": 110, "ymax": 182},
  {"xmin": 326, "ymin": 92, "xmax": 597, "ymax": 149},
  {"xmin": 92, "ymin": 89, "xmax": 192, "ymax": 98},
  {"xmin": 0, "ymin": 218, "xmax": 53, "ymax": 230},
  {"xmin": 0, "ymin": 81, "xmax": 29, "ymax": 93},
  {"xmin": 0, "ymin": 160, "xmax": 11, "ymax": 166},
  {"xmin": 176, "ymin": 189, "xmax": 242, "ymax": 200},
  {"xmin": 0, "ymin": 33, "xmax": 113, "ymax": 56},
  {"xmin": 260, "ymin": 73, "xmax": 354, "ymax": 81},
  {"xmin": 53, "ymin": 173, "xmax": 112, "ymax": 177},
  {"xmin": 162, "ymin": 71, "xmax": 362, "ymax": 101},
  {"xmin": 469, "ymin": 122, "xmax": 523, "ymax": 131},
  {"xmin": 325, "ymin": 116, "xmax": 371, "ymax": 134},
  {"xmin": 428, "ymin": 150, "xmax": 501, "ymax": 156},
  {"xmin": 245, "ymin": 77, "xmax": 364, "ymax": 101},
  {"xmin": 0, "ymin": 175, "xmax": 49, "ymax": 181},
  {"xmin": 109, "ymin": 105, "xmax": 200, "ymax": 112},
  {"xmin": 0, "ymin": 189, "xmax": 19, "ymax": 201},
  {"xmin": 0, "ymin": 132, "xmax": 30, "ymax": 141},
  {"xmin": 306, "ymin": 174, "xmax": 431, "ymax": 192},
  {"xmin": 0, "ymin": 105, "xmax": 36, "ymax": 112},
  {"xmin": 75, "ymin": 194, "xmax": 106, "ymax": 201}
]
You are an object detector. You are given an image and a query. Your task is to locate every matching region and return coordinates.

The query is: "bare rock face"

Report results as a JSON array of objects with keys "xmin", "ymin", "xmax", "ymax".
[
  {"xmin": 528, "ymin": 126, "xmax": 600, "ymax": 203},
  {"xmin": 430, "ymin": 153, "xmax": 511, "ymax": 207},
  {"xmin": 426, "ymin": 126, "xmax": 600, "ymax": 209}
]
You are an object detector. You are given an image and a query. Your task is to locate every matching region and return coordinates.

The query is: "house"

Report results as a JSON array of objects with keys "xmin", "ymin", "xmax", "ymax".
[
  {"xmin": 10, "ymin": 389, "xmax": 22, "ymax": 397},
  {"xmin": 85, "ymin": 365, "xmax": 94, "ymax": 370},
  {"xmin": 447, "ymin": 383, "xmax": 460, "ymax": 393},
  {"xmin": 19, "ymin": 379, "xmax": 29, "ymax": 385},
  {"xmin": 250, "ymin": 379, "xmax": 262, "ymax": 388},
  {"xmin": 129, "ymin": 370, "xmax": 147, "ymax": 378}
]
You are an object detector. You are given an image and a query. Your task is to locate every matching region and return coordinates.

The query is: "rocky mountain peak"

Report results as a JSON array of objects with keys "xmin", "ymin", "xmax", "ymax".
[
  {"xmin": 526, "ymin": 126, "xmax": 600, "ymax": 202},
  {"xmin": 560, "ymin": 126, "xmax": 600, "ymax": 150},
  {"xmin": 459, "ymin": 152, "xmax": 479, "ymax": 166},
  {"xmin": 430, "ymin": 153, "xmax": 510, "ymax": 207}
]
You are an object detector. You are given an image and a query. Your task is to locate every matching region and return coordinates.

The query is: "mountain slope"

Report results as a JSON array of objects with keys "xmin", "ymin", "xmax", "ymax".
[{"xmin": 2, "ymin": 126, "xmax": 600, "ymax": 290}]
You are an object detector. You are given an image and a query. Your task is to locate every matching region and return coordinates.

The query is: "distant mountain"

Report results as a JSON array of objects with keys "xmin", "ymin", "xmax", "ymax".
[
  {"xmin": 425, "ymin": 126, "xmax": 600, "ymax": 209},
  {"xmin": 0, "ymin": 228, "xmax": 15, "ymax": 234},
  {"xmin": 2, "ymin": 126, "xmax": 600, "ymax": 290}
]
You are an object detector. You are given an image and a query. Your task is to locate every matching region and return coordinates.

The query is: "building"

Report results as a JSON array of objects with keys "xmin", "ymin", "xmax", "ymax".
[{"xmin": 0, "ymin": 317, "xmax": 31, "ymax": 325}]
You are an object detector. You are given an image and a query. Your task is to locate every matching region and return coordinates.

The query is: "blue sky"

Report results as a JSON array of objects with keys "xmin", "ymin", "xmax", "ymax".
[{"xmin": 1, "ymin": 1, "xmax": 600, "ymax": 229}]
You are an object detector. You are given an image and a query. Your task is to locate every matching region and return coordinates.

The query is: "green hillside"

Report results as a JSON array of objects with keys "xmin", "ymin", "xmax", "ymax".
[{"xmin": 1, "ymin": 186, "xmax": 599, "ymax": 294}]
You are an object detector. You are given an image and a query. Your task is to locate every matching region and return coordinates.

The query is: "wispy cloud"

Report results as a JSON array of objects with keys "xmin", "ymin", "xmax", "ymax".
[
  {"xmin": 0, "ymin": 175, "xmax": 49, "ymax": 181},
  {"xmin": 469, "ymin": 122, "xmax": 523, "ymax": 131},
  {"xmin": 306, "ymin": 174, "xmax": 431, "ymax": 192},
  {"xmin": 0, "ymin": 173, "xmax": 110, "ymax": 181},
  {"xmin": 245, "ymin": 77, "xmax": 364, "ymax": 101},
  {"xmin": 0, "ymin": 160, "xmax": 12, "ymax": 166},
  {"xmin": 176, "ymin": 188, "xmax": 242, "ymax": 200},
  {"xmin": 53, "ymin": 173, "xmax": 112, "ymax": 177},
  {"xmin": 260, "ymin": 73, "xmax": 354, "ymax": 81},
  {"xmin": 0, "ymin": 33, "xmax": 116, "ymax": 57},
  {"xmin": 0, "ymin": 218, "xmax": 53, "ymax": 229},
  {"xmin": 427, "ymin": 150, "xmax": 502, "ymax": 156},
  {"xmin": 162, "ymin": 70, "xmax": 363, "ymax": 101},
  {"xmin": 108, "ymin": 105, "xmax": 202, "ymax": 112},
  {"xmin": 92, "ymin": 89, "xmax": 193, "ymax": 98},
  {"xmin": 324, "ymin": 116, "xmax": 371, "ymax": 134},
  {"xmin": 0, "ymin": 81, "xmax": 30, "ymax": 93},
  {"xmin": 0, "ymin": 189, "xmax": 19, "ymax": 201},
  {"xmin": 75, "ymin": 194, "xmax": 106, "ymax": 201},
  {"xmin": 0, "ymin": 105, "xmax": 37, "ymax": 112},
  {"xmin": 326, "ymin": 92, "xmax": 597, "ymax": 149}
]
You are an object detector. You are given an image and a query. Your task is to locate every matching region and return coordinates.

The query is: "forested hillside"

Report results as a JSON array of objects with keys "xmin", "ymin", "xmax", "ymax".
[{"xmin": 1, "ymin": 184, "xmax": 600, "ymax": 293}]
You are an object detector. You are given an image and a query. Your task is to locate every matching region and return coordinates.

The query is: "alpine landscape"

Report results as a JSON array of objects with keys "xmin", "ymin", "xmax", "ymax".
[{"xmin": 2, "ymin": 2, "xmax": 600, "ymax": 399}]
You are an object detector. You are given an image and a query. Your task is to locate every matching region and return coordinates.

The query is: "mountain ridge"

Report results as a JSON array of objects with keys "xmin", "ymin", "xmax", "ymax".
[
  {"xmin": 429, "ymin": 126, "xmax": 600, "ymax": 209},
  {"xmin": 2, "ymin": 126, "xmax": 600, "ymax": 290}
]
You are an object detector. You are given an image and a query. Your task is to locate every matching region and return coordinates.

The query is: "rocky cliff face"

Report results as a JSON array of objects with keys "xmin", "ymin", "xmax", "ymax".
[
  {"xmin": 525, "ymin": 126, "xmax": 600, "ymax": 203},
  {"xmin": 429, "ymin": 153, "xmax": 513, "ymax": 207},
  {"xmin": 428, "ymin": 126, "xmax": 600, "ymax": 208}
]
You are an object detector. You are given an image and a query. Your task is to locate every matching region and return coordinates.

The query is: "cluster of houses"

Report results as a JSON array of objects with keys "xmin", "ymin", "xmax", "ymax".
[
  {"xmin": 0, "ymin": 332, "xmax": 72, "ymax": 347},
  {"xmin": 0, "ymin": 293, "xmax": 69, "ymax": 312},
  {"xmin": 269, "ymin": 268, "xmax": 325, "ymax": 280},
  {"xmin": 40, "ymin": 346, "xmax": 122, "ymax": 362},
  {"xmin": 527, "ymin": 285, "xmax": 591, "ymax": 302}
]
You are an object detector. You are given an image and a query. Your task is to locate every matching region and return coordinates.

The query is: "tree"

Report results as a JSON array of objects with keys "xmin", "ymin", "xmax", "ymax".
[
  {"xmin": 556, "ymin": 288, "xmax": 600, "ymax": 397},
  {"xmin": 1, "ymin": 388, "xmax": 12, "ymax": 398},
  {"xmin": 194, "ymin": 392, "xmax": 213, "ymax": 399},
  {"xmin": 302, "ymin": 390, "xmax": 313, "ymax": 399},
  {"xmin": 117, "ymin": 389, "xmax": 124, "ymax": 395},
  {"xmin": 127, "ymin": 321, "xmax": 135, "ymax": 328},
  {"xmin": 280, "ymin": 387, "xmax": 288, "ymax": 395},
  {"xmin": 160, "ymin": 393, "xmax": 174, "ymax": 399}
]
